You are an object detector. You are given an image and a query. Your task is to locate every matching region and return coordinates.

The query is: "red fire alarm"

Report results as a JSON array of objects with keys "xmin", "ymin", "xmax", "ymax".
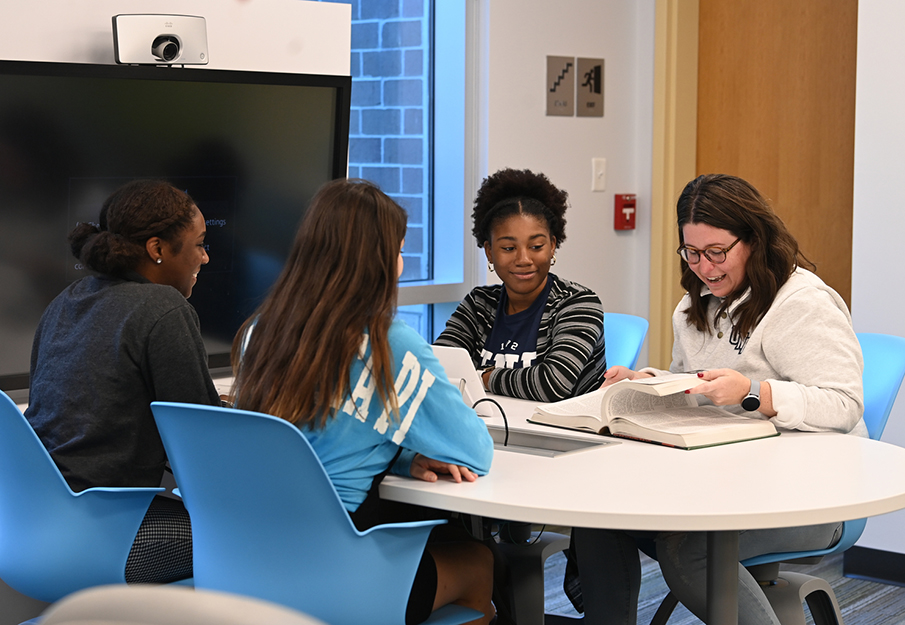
[{"xmin": 615, "ymin": 194, "xmax": 636, "ymax": 230}]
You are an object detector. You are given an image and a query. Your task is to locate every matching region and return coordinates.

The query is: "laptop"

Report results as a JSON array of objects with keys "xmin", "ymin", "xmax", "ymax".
[{"xmin": 431, "ymin": 345, "xmax": 487, "ymax": 409}]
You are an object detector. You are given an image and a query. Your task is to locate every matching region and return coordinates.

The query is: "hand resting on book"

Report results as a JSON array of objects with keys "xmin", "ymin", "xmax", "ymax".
[{"xmin": 600, "ymin": 365, "xmax": 654, "ymax": 387}]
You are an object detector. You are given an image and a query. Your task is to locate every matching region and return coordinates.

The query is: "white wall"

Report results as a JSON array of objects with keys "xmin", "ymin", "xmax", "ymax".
[
  {"xmin": 483, "ymin": 0, "xmax": 656, "ymax": 364},
  {"xmin": 0, "ymin": 0, "xmax": 349, "ymax": 74},
  {"xmin": 851, "ymin": 0, "xmax": 905, "ymax": 554}
]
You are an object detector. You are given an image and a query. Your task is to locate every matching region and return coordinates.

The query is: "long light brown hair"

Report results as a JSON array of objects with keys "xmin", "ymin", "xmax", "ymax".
[
  {"xmin": 231, "ymin": 179, "xmax": 408, "ymax": 428},
  {"xmin": 677, "ymin": 174, "xmax": 815, "ymax": 338}
]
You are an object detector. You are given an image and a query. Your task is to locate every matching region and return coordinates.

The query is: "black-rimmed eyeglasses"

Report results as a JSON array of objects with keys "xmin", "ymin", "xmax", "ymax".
[{"xmin": 677, "ymin": 238, "xmax": 741, "ymax": 265}]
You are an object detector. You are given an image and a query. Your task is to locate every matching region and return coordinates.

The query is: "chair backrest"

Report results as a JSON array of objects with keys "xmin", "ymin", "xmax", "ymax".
[
  {"xmin": 603, "ymin": 312, "xmax": 650, "ymax": 369},
  {"xmin": 741, "ymin": 333, "xmax": 905, "ymax": 570},
  {"xmin": 150, "ymin": 401, "xmax": 444, "ymax": 625},
  {"xmin": 37, "ymin": 584, "xmax": 328, "ymax": 625},
  {"xmin": 0, "ymin": 391, "xmax": 158, "ymax": 603},
  {"xmin": 856, "ymin": 332, "xmax": 905, "ymax": 440}
]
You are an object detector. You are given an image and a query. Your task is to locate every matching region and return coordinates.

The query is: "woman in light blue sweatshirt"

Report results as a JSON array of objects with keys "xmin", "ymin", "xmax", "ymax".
[{"xmin": 231, "ymin": 178, "xmax": 495, "ymax": 625}]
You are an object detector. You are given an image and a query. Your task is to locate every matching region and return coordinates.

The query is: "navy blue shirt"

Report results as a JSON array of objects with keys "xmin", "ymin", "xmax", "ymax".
[
  {"xmin": 480, "ymin": 275, "xmax": 553, "ymax": 370},
  {"xmin": 436, "ymin": 273, "xmax": 606, "ymax": 401}
]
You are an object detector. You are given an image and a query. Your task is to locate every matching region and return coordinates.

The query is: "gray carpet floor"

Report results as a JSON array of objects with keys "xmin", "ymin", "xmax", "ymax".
[{"xmin": 542, "ymin": 546, "xmax": 905, "ymax": 624}]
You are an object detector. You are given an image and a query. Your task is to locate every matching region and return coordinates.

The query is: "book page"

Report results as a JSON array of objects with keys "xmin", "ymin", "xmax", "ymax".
[
  {"xmin": 602, "ymin": 386, "xmax": 694, "ymax": 421},
  {"xmin": 627, "ymin": 372, "xmax": 698, "ymax": 387},
  {"xmin": 617, "ymin": 406, "xmax": 764, "ymax": 434},
  {"xmin": 535, "ymin": 386, "xmax": 607, "ymax": 419},
  {"xmin": 622, "ymin": 372, "xmax": 701, "ymax": 396}
]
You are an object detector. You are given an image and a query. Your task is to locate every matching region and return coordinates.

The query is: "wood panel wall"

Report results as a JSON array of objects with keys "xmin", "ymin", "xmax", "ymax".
[{"xmin": 696, "ymin": 0, "xmax": 858, "ymax": 304}]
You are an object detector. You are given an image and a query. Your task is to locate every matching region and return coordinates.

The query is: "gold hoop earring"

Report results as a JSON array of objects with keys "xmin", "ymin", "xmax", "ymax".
[
  {"xmin": 550, "ymin": 255, "xmax": 557, "ymax": 267},
  {"xmin": 487, "ymin": 261, "xmax": 495, "ymax": 273}
]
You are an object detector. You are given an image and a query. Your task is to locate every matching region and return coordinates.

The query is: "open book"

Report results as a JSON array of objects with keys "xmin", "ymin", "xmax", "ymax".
[{"xmin": 528, "ymin": 373, "xmax": 778, "ymax": 449}]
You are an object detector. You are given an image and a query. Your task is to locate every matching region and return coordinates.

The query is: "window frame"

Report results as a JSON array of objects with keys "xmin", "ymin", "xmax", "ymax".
[{"xmin": 397, "ymin": 0, "xmax": 482, "ymax": 308}]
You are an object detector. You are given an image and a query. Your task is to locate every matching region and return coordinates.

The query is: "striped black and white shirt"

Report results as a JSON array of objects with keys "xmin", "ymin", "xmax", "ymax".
[{"xmin": 435, "ymin": 274, "xmax": 606, "ymax": 402}]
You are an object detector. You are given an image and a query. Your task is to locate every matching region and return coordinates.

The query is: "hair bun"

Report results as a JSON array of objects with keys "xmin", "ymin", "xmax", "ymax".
[{"xmin": 68, "ymin": 221, "xmax": 102, "ymax": 259}]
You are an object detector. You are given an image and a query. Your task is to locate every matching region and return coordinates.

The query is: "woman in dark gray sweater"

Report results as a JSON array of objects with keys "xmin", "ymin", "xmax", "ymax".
[{"xmin": 25, "ymin": 179, "xmax": 220, "ymax": 583}]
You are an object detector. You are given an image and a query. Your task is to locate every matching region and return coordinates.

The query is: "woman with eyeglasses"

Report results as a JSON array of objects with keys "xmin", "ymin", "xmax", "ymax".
[{"xmin": 564, "ymin": 174, "xmax": 865, "ymax": 625}]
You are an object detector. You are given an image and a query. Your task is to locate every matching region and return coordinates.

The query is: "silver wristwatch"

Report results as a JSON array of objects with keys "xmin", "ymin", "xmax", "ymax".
[{"xmin": 741, "ymin": 379, "xmax": 761, "ymax": 412}]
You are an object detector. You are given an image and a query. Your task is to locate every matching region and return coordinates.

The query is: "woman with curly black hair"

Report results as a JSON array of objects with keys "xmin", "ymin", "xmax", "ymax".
[{"xmin": 435, "ymin": 168, "xmax": 606, "ymax": 402}]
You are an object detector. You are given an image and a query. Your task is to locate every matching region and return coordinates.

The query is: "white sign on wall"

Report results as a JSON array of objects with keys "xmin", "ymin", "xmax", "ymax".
[
  {"xmin": 546, "ymin": 55, "xmax": 575, "ymax": 116},
  {"xmin": 547, "ymin": 55, "xmax": 604, "ymax": 117}
]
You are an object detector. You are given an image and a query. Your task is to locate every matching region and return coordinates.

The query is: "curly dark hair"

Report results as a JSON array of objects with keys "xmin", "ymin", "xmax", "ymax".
[
  {"xmin": 471, "ymin": 168, "xmax": 568, "ymax": 248},
  {"xmin": 68, "ymin": 180, "xmax": 198, "ymax": 278}
]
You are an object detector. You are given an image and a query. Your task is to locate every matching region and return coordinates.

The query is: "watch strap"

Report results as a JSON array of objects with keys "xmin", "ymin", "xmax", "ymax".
[{"xmin": 742, "ymin": 379, "xmax": 761, "ymax": 411}]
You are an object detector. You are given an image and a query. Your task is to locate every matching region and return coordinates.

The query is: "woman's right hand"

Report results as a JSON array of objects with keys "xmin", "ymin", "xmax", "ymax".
[
  {"xmin": 601, "ymin": 366, "xmax": 652, "ymax": 387},
  {"xmin": 410, "ymin": 454, "xmax": 478, "ymax": 484}
]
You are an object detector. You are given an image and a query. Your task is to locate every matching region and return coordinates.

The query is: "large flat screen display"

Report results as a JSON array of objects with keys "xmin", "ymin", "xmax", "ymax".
[{"xmin": 0, "ymin": 60, "xmax": 351, "ymax": 393}]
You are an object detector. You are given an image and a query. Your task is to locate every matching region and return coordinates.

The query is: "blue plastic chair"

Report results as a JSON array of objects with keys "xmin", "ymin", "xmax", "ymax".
[
  {"xmin": 856, "ymin": 332, "xmax": 905, "ymax": 441},
  {"xmin": 649, "ymin": 332, "xmax": 905, "ymax": 625},
  {"xmin": 0, "ymin": 390, "xmax": 161, "ymax": 605},
  {"xmin": 603, "ymin": 313, "xmax": 649, "ymax": 369},
  {"xmin": 150, "ymin": 401, "xmax": 483, "ymax": 625}
]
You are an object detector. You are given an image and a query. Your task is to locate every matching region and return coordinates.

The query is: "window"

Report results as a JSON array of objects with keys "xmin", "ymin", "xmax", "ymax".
[
  {"xmin": 321, "ymin": 0, "xmax": 474, "ymax": 340},
  {"xmin": 345, "ymin": 0, "xmax": 432, "ymax": 281}
]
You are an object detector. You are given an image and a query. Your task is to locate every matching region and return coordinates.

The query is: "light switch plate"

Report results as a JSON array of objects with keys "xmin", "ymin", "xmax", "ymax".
[{"xmin": 592, "ymin": 157, "xmax": 606, "ymax": 192}]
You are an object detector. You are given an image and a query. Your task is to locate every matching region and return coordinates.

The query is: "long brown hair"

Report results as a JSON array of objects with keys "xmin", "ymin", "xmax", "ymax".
[
  {"xmin": 677, "ymin": 174, "xmax": 814, "ymax": 337},
  {"xmin": 231, "ymin": 179, "xmax": 408, "ymax": 427}
]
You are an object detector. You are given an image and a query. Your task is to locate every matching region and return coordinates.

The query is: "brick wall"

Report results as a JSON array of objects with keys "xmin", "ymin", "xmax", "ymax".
[{"xmin": 328, "ymin": 0, "xmax": 430, "ymax": 282}]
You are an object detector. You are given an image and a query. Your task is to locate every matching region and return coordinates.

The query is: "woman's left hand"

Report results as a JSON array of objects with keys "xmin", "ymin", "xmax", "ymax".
[
  {"xmin": 685, "ymin": 368, "xmax": 751, "ymax": 406},
  {"xmin": 410, "ymin": 453, "xmax": 479, "ymax": 483}
]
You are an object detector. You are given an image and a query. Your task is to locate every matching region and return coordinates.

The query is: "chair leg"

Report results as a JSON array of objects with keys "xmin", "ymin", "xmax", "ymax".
[
  {"xmin": 648, "ymin": 592, "xmax": 679, "ymax": 625},
  {"xmin": 760, "ymin": 571, "xmax": 844, "ymax": 625},
  {"xmin": 496, "ymin": 531, "xmax": 571, "ymax": 625},
  {"xmin": 647, "ymin": 573, "xmax": 843, "ymax": 625},
  {"xmin": 805, "ymin": 590, "xmax": 844, "ymax": 625}
]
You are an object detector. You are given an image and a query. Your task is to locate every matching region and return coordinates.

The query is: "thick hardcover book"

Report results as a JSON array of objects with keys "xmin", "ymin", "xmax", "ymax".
[{"xmin": 528, "ymin": 373, "xmax": 778, "ymax": 449}]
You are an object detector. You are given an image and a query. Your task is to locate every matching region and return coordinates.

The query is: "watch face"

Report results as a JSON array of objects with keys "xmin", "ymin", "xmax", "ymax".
[{"xmin": 742, "ymin": 395, "xmax": 761, "ymax": 411}]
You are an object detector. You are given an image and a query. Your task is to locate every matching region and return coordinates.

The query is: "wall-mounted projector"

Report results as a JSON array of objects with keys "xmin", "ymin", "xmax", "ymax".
[{"xmin": 113, "ymin": 14, "xmax": 209, "ymax": 65}]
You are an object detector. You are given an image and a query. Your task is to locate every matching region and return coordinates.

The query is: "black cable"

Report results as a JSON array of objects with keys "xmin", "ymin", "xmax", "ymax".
[
  {"xmin": 497, "ymin": 521, "xmax": 548, "ymax": 545},
  {"xmin": 529, "ymin": 525, "xmax": 546, "ymax": 545},
  {"xmin": 471, "ymin": 397, "xmax": 508, "ymax": 446},
  {"xmin": 466, "ymin": 399, "xmax": 548, "ymax": 548}
]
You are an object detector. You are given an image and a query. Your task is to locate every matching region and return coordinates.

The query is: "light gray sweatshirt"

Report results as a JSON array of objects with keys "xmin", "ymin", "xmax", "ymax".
[{"xmin": 644, "ymin": 268, "xmax": 866, "ymax": 436}]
